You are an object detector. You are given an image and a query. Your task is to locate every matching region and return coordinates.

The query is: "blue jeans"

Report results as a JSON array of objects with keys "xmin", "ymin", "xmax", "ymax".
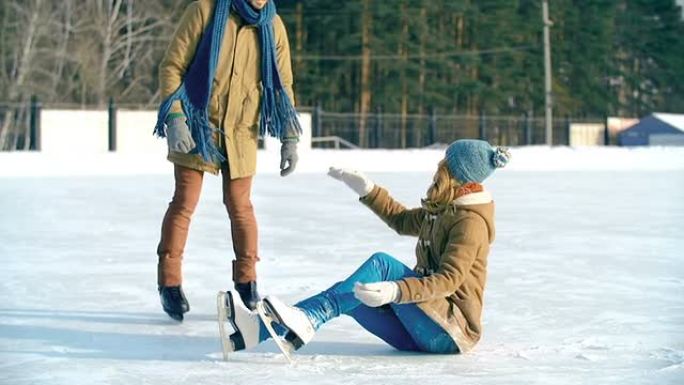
[{"xmin": 261, "ymin": 252, "xmax": 459, "ymax": 354}]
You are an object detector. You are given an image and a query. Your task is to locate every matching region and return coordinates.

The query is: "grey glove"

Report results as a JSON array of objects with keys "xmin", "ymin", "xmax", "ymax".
[
  {"xmin": 166, "ymin": 116, "xmax": 195, "ymax": 153},
  {"xmin": 280, "ymin": 140, "xmax": 298, "ymax": 177}
]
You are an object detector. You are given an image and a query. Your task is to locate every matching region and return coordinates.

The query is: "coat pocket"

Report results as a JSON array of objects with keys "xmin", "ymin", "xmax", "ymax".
[
  {"xmin": 208, "ymin": 94, "xmax": 221, "ymax": 128},
  {"xmin": 237, "ymin": 85, "xmax": 262, "ymax": 129}
]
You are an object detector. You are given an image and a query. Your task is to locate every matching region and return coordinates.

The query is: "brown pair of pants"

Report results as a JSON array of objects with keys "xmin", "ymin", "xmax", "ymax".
[{"xmin": 157, "ymin": 163, "xmax": 258, "ymax": 286}]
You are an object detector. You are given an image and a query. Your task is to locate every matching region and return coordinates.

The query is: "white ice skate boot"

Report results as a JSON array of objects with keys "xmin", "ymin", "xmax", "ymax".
[
  {"xmin": 216, "ymin": 291, "xmax": 261, "ymax": 360},
  {"xmin": 259, "ymin": 295, "xmax": 315, "ymax": 351}
]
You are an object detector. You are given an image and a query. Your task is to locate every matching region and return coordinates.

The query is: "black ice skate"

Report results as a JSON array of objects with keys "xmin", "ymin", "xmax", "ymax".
[
  {"xmin": 158, "ymin": 285, "xmax": 190, "ymax": 322},
  {"xmin": 234, "ymin": 281, "xmax": 260, "ymax": 311}
]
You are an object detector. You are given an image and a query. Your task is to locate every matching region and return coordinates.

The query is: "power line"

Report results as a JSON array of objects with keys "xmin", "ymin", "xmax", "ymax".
[
  {"xmin": 293, "ymin": 45, "xmax": 537, "ymax": 61},
  {"xmin": 276, "ymin": 0, "xmax": 526, "ymax": 16}
]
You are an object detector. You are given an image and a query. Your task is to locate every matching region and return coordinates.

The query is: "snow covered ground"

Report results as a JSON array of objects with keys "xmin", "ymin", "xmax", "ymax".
[{"xmin": 1, "ymin": 147, "xmax": 683, "ymax": 385}]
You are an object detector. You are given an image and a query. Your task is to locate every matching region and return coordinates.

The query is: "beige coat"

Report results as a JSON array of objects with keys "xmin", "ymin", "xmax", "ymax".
[
  {"xmin": 158, "ymin": 0, "xmax": 295, "ymax": 178},
  {"xmin": 360, "ymin": 185, "xmax": 496, "ymax": 353}
]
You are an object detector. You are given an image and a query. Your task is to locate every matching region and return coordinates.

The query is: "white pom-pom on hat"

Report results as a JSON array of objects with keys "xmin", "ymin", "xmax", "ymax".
[{"xmin": 492, "ymin": 146, "xmax": 511, "ymax": 168}]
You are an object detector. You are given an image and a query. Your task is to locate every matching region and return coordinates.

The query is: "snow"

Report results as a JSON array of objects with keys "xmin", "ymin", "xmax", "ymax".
[
  {"xmin": 1, "ymin": 146, "xmax": 683, "ymax": 385},
  {"xmin": 653, "ymin": 113, "xmax": 684, "ymax": 131},
  {"xmin": 1, "ymin": 145, "xmax": 684, "ymax": 178}
]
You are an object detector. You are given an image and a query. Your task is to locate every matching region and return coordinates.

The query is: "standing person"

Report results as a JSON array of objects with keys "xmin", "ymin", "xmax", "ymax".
[
  {"xmin": 221, "ymin": 140, "xmax": 510, "ymax": 355},
  {"xmin": 154, "ymin": 0, "xmax": 301, "ymax": 321}
]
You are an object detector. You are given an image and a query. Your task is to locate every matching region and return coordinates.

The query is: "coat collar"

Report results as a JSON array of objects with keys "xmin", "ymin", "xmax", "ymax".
[{"xmin": 454, "ymin": 190, "xmax": 492, "ymax": 206}]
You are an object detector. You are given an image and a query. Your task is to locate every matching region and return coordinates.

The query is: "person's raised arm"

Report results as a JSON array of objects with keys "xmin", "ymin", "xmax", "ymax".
[{"xmin": 328, "ymin": 167, "xmax": 424, "ymax": 236}]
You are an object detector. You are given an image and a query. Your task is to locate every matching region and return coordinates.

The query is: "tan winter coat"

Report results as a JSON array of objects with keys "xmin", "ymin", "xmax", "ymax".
[
  {"xmin": 158, "ymin": 0, "xmax": 295, "ymax": 178},
  {"xmin": 360, "ymin": 185, "xmax": 495, "ymax": 353}
]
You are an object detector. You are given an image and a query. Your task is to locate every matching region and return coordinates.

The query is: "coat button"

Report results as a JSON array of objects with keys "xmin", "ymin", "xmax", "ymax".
[{"xmin": 414, "ymin": 294, "xmax": 421, "ymax": 300}]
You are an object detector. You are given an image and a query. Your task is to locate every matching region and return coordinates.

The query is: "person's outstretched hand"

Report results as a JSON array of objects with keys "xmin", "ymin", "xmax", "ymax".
[
  {"xmin": 280, "ymin": 141, "xmax": 298, "ymax": 177},
  {"xmin": 354, "ymin": 282, "xmax": 400, "ymax": 307},
  {"xmin": 327, "ymin": 167, "xmax": 375, "ymax": 197}
]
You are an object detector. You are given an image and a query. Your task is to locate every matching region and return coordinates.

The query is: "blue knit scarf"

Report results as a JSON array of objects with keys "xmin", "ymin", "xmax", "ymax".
[{"xmin": 154, "ymin": 0, "xmax": 301, "ymax": 162}]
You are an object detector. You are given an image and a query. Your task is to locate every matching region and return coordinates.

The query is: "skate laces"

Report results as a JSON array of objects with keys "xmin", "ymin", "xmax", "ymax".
[
  {"xmin": 164, "ymin": 286, "xmax": 185, "ymax": 304},
  {"xmin": 169, "ymin": 287, "xmax": 181, "ymax": 300}
]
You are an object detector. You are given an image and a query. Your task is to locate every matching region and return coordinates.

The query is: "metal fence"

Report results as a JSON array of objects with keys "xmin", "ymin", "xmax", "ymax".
[
  {"xmin": 311, "ymin": 107, "xmax": 607, "ymax": 149},
  {"xmin": 0, "ymin": 98, "xmax": 608, "ymax": 151}
]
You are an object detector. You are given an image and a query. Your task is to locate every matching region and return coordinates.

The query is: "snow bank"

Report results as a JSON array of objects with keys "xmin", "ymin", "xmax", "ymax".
[{"xmin": 1, "ymin": 146, "xmax": 683, "ymax": 178}]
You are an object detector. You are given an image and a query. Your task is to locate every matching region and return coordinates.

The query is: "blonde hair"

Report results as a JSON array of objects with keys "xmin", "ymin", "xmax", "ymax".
[{"xmin": 424, "ymin": 159, "xmax": 462, "ymax": 208}]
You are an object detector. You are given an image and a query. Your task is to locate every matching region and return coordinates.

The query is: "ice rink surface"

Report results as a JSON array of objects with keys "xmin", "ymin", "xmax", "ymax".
[{"xmin": 1, "ymin": 147, "xmax": 683, "ymax": 384}]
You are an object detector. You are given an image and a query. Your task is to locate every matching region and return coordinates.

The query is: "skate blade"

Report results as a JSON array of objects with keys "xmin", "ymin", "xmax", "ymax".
[
  {"xmin": 216, "ymin": 291, "xmax": 233, "ymax": 360},
  {"xmin": 255, "ymin": 301, "xmax": 294, "ymax": 364}
]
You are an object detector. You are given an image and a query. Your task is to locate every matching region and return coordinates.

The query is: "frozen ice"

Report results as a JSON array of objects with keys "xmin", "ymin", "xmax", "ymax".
[{"xmin": 1, "ymin": 147, "xmax": 683, "ymax": 385}]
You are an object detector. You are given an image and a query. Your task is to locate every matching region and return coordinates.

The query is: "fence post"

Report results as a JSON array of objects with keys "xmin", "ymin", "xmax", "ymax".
[
  {"xmin": 604, "ymin": 115, "xmax": 610, "ymax": 146},
  {"xmin": 565, "ymin": 115, "xmax": 571, "ymax": 146},
  {"xmin": 524, "ymin": 112, "xmax": 532, "ymax": 145},
  {"xmin": 429, "ymin": 107, "xmax": 437, "ymax": 145},
  {"xmin": 374, "ymin": 106, "xmax": 383, "ymax": 148},
  {"xmin": 29, "ymin": 95, "xmax": 41, "ymax": 151},
  {"xmin": 478, "ymin": 111, "xmax": 486, "ymax": 140},
  {"xmin": 312, "ymin": 103, "xmax": 322, "ymax": 138},
  {"xmin": 108, "ymin": 97, "xmax": 117, "ymax": 152}
]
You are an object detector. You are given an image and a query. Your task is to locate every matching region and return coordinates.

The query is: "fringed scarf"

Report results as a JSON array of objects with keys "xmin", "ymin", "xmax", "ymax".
[{"xmin": 154, "ymin": 0, "xmax": 302, "ymax": 162}]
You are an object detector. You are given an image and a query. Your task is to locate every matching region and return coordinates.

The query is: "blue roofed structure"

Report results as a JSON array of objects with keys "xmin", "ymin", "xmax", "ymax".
[{"xmin": 619, "ymin": 113, "xmax": 684, "ymax": 146}]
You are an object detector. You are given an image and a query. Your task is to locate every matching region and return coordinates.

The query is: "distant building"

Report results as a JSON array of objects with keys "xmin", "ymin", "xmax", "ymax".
[{"xmin": 618, "ymin": 113, "xmax": 684, "ymax": 146}]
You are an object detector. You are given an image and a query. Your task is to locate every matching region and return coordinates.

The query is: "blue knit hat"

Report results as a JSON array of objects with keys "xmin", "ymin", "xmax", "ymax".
[{"xmin": 444, "ymin": 140, "xmax": 511, "ymax": 183}]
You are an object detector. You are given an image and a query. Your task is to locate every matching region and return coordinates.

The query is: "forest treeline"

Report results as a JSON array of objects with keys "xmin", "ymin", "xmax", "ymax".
[{"xmin": 2, "ymin": 0, "xmax": 683, "ymax": 119}]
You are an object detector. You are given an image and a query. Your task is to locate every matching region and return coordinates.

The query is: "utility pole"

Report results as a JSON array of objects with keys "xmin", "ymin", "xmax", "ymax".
[
  {"xmin": 542, "ymin": 0, "xmax": 553, "ymax": 145},
  {"xmin": 294, "ymin": 0, "xmax": 303, "ymax": 77},
  {"xmin": 359, "ymin": 0, "xmax": 372, "ymax": 148}
]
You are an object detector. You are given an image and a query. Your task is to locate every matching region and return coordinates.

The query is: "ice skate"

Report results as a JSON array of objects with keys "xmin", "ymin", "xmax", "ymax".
[
  {"xmin": 159, "ymin": 285, "xmax": 189, "ymax": 322},
  {"xmin": 234, "ymin": 281, "xmax": 260, "ymax": 311},
  {"xmin": 258, "ymin": 295, "xmax": 315, "ymax": 352},
  {"xmin": 216, "ymin": 290, "xmax": 261, "ymax": 360},
  {"xmin": 255, "ymin": 300, "xmax": 293, "ymax": 364}
]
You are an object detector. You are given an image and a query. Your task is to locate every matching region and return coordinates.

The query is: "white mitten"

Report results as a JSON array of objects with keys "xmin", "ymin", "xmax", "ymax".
[
  {"xmin": 353, "ymin": 281, "xmax": 400, "ymax": 307},
  {"xmin": 327, "ymin": 167, "xmax": 375, "ymax": 197},
  {"xmin": 166, "ymin": 116, "xmax": 196, "ymax": 153}
]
